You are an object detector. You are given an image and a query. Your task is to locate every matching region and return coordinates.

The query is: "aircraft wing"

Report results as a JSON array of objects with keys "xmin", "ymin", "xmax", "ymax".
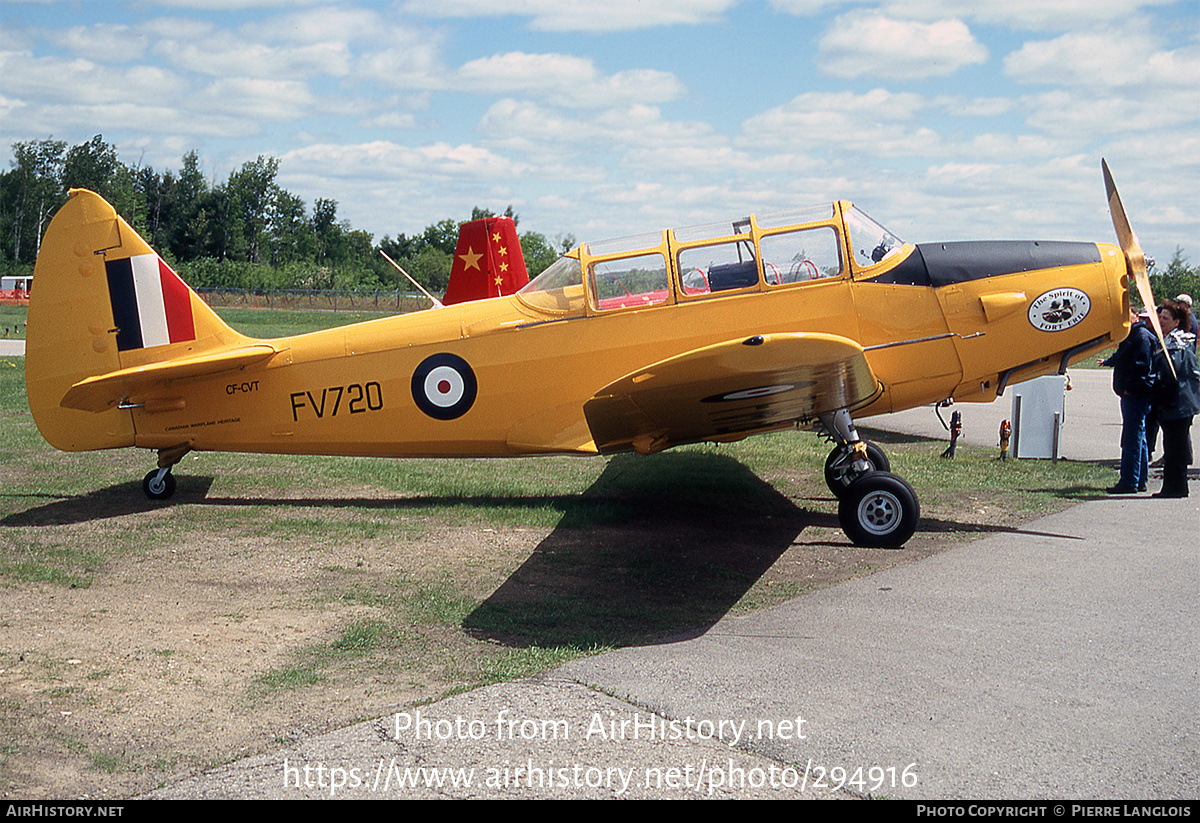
[
  {"xmin": 61, "ymin": 343, "xmax": 280, "ymax": 412},
  {"xmin": 583, "ymin": 332, "xmax": 881, "ymax": 454}
]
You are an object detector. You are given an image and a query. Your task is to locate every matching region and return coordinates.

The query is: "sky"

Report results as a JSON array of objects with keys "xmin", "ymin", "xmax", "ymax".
[{"xmin": 1, "ymin": 0, "xmax": 1198, "ymax": 266}]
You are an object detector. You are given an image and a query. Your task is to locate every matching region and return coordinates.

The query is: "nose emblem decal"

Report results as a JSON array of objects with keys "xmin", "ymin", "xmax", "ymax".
[{"xmin": 1028, "ymin": 288, "xmax": 1090, "ymax": 332}]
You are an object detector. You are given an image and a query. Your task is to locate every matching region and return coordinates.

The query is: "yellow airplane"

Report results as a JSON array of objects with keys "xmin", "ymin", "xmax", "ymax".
[{"xmin": 25, "ymin": 162, "xmax": 1152, "ymax": 548}]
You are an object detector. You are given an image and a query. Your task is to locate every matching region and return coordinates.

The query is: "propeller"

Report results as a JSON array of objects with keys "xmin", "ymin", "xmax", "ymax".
[{"xmin": 1103, "ymin": 158, "xmax": 1173, "ymax": 376}]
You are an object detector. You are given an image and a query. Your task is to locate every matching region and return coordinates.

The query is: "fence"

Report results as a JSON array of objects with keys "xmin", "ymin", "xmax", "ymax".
[{"xmin": 196, "ymin": 288, "xmax": 435, "ymax": 314}]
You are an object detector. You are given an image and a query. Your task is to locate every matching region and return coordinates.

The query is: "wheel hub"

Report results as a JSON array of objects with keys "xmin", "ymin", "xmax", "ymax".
[{"xmin": 858, "ymin": 490, "xmax": 901, "ymax": 535}]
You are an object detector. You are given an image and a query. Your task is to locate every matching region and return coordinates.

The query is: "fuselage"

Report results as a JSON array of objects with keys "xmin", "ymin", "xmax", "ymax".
[{"xmin": 124, "ymin": 201, "xmax": 1129, "ymax": 459}]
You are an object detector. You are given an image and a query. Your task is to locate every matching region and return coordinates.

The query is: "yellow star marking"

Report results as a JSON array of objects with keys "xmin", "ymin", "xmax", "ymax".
[
  {"xmin": 499, "ymin": 261, "xmax": 509, "ymax": 272},
  {"xmin": 497, "ymin": 245, "xmax": 507, "ymax": 256},
  {"xmin": 458, "ymin": 247, "xmax": 482, "ymax": 270},
  {"xmin": 492, "ymin": 232, "xmax": 502, "ymax": 244},
  {"xmin": 494, "ymin": 275, "xmax": 504, "ymax": 286}
]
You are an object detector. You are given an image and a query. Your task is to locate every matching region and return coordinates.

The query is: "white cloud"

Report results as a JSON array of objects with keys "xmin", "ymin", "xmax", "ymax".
[
  {"xmin": 0, "ymin": 50, "xmax": 188, "ymax": 105},
  {"xmin": 768, "ymin": 0, "xmax": 846, "ymax": 15},
  {"xmin": 193, "ymin": 76, "xmax": 318, "ymax": 120},
  {"xmin": 862, "ymin": 0, "xmax": 1181, "ymax": 31},
  {"xmin": 818, "ymin": 11, "xmax": 988, "ymax": 79},
  {"xmin": 277, "ymin": 140, "xmax": 529, "ymax": 235},
  {"xmin": 740, "ymin": 88, "xmax": 934, "ymax": 155},
  {"xmin": 934, "ymin": 96, "xmax": 1014, "ymax": 118},
  {"xmin": 354, "ymin": 35, "xmax": 447, "ymax": 90},
  {"xmin": 50, "ymin": 24, "xmax": 150, "ymax": 63},
  {"xmin": 451, "ymin": 52, "xmax": 685, "ymax": 107},
  {"xmin": 246, "ymin": 6, "xmax": 383, "ymax": 44},
  {"xmin": 280, "ymin": 140, "xmax": 520, "ymax": 182},
  {"xmin": 158, "ymin": 32, "xmax": 353, "ymax": 79},
  {"xmin": 150, "ymin": 0, "xmax": 324, "ymax": 9},
  {"xmin": 406, "ymin": 0, "xmax": 737, "ymax": 32},
  {"xmin": 477, "ymin": 98, "xmax": 740, "ymax": 172},
  {"xmin": 1005, "ymin": 28, "xmax": 1200, "ymax": 89}
]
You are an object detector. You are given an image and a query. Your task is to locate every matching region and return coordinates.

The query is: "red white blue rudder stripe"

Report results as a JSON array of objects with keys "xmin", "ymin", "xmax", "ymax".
[{"xmin": 105, "ymin": 253, "xmax": 196, "ymax": 351}]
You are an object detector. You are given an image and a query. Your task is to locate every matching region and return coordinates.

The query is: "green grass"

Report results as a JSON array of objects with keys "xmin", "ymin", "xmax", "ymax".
[
  {"xmin": 0, "ymin": 305, "xmax": 26, "ymax": 338},
  {"xmin": 251, "ymin": 618, "xmax": 398, "ymax": 696},
  {"xmin": 2, "ymin": 304, "xmax": 1115, "ymax": 701},
  {"xmin": 212, "ymin": 306, "xmax": 395, "ymax": 339},
  {"xmin": 90, "ymin": 750, "xmax": 127, "ymax": 774},
  {"xmin": 0, "ymin": 302, "xmax": 1123, "ymax": 800}
]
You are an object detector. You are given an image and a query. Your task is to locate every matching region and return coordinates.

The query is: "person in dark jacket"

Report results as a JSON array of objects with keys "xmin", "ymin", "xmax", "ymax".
[
  {"xmin": 1101, "ymin": 308, "xmax": 1156, "ymax": 493},
  {"xmin": 1151, "ymin": 300, "xmax": 1199, "ymax": 498}
]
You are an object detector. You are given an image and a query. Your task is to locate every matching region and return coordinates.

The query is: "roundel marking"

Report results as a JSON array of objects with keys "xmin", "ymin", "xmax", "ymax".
[
  {"xmin": 412, "ymin": 353, "xmax": 477, "ymax": 420},
  {"xmin": 701, "ymin": 383, "xmax": 805, "ymax": 403}
]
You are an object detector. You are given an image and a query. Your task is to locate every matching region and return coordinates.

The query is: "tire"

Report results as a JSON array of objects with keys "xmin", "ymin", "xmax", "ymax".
[
  {"xmin": 142, "ymin": 469, "xmax": 176, "ymax": 501},
  {"xmin": 838, "ymin": 471, "xmax": 919, "ymax": 548},
  {"xmin": 824, "ymin": 441, "xmax": 890, "ymax": 497}
]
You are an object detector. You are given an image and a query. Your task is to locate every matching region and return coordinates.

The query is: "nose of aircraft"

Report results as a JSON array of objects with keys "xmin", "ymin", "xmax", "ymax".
[{"xmin": 1097, "ymin": 241, "xmax": 1133, "ymax": 342}]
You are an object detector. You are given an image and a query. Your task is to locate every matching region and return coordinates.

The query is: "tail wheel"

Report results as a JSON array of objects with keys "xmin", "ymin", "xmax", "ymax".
[
  {"xmin": 838, "ymin": 471, "xmax": 919, "ymax": 548},
  {"xmin": 143, "ymin": 469, "xmax": 176, "ymax": 501},
  {"xmin": 824, "ymin": 441, "xmax": 889, "ymax": 497}
]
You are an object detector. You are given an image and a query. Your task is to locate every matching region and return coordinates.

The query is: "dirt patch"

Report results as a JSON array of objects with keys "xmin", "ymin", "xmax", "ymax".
[{"xmin": 0, "ymin": 446, "xmax": 1089, "ymax": 799}]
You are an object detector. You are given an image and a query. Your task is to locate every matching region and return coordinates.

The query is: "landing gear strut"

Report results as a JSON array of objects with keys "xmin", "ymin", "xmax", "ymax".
[
  {"xmin": 824, "ymin": 441, "xmax": 889, "ymax": 497},
  {"xmin": 819, "ymin": 409, "xmax": 919, "ymax": 548}
]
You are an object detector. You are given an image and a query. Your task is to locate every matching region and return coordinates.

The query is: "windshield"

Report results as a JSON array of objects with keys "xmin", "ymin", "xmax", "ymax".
[
  {"xmin": 516, "ymin": 254, "xmax": 586, "ymax": 314},
  {"xmin": 520, "ymin": 255, "xmax": 578, "ymax": 295},
  {"xmin": 844, "ymin": 206, "xmax": 904, "ymax": 268}
]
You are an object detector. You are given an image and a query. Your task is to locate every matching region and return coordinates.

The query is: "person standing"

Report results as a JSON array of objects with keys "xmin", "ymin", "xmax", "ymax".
[
  {"xmin": 1151, "ymin": 300, "xmax": 1199, "ymax": 498},
  {"xmin": 1101, "ymin": 308, "xmax": 1156, "ymax": 494},
  {"xmin": 1174, "ymin": 294, "xmax": 1199, "ymax": 339}
]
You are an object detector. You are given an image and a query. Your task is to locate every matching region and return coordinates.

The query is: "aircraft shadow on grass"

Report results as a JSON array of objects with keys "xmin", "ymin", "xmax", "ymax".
[
  {"xmin": 461, "ymin": 451, "xmax": 813, "ymax": 649},
  {"xmin": 2, "ymin": 476, "xmax": 217, "ymax": 526},
  {"xmin": 5, "ymin": 447, "xmax": 1091, "ymax": 647}
]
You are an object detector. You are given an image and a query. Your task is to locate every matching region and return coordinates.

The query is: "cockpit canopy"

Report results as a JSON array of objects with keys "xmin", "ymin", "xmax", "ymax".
[{"xmin": 517, "ymin": 202, "xmax": 905, "ymax": 315}]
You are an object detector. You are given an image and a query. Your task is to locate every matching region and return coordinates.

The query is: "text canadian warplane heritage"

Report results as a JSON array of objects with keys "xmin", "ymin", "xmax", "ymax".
[{"xmin": 26, "ymin": 162, "xmax": 1158, "ymax": 547}]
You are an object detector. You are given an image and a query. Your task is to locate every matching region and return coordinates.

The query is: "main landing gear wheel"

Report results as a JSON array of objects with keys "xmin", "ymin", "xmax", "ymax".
[
  {"xmin": 824, "ymin": 441, "xmax": 890, "ymax": 497},
  {"xmin": 142, "ymin": 468, "xmax": 176, "ymax": 501},
  {"xmin": 838, "ymin": 471, "xmax": 919, "ymax": 549}
]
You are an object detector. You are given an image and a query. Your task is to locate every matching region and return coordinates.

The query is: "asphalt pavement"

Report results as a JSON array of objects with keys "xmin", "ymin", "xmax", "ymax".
[{"xmin": 144, "ymin": 366, "xmax": 1198, "ymax": 800}]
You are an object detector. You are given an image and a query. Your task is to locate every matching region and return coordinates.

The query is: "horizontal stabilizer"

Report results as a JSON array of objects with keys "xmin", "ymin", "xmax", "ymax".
[{"xmin": 62, "ymin": 344, "xmax": 280, "ymax": 412}]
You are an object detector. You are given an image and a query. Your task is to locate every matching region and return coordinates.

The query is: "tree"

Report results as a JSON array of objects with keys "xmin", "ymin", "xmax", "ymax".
[
  {"xmin": 1152, "ymin": 246, "xmax": 1200, "ymax": 306},
  {"xmin": 61, "ymin": 135, "xmax": 120, "ymax": 193},
  {"xmin": 168, "ymin": 151, "xmax": 212, "ymax": 261},
  {"xmin": 62, "ymin": 135, "xmax": 142, "ymax": 229},
  {"xmin": 312, "ymin": 198, "xmax": 339, "ymax": 264},
  {"xmin": 4, "ymin": 135, "xmax": 575, "ymax": 293},
  {"xmin": 222, "ymin": 155, "xmax": 280, "ymax": 262},
  {"xmin": 6, "ymin": 138, "xmax": 66, "ymax": 262},
  {"xmin": 421, "ymin": 218, "xmax": 460, "ymax": 256},
  {"xmin": 406, "ymin": 246, "xmax": 452, "ymax": 292},
  {"xmin": 519, "ymin": 231, "xmax": 575, "ymax": 278},
  {"xmin": 469, "ymin": 204, "xmax": 518, "ymax": 226},
  {"xmin": 268, "ymin": 189, "xmax": 312, "ymax": 265}
]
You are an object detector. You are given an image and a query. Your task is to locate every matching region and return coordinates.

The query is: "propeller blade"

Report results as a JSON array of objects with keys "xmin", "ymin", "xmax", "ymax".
[
  {"xmin": 1102, "ymin": 159, "xmax": 1173, "ymax": 376},
  {"xmin": 1103, "ymin": 159, "xmax": 1136, "ymax": 253}
]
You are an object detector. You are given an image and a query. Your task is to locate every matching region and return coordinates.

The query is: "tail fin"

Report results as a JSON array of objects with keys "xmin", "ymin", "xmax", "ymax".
[
  {"xmin": 26, "ymin": 189, "xmax": 248, "ymax": 452},
  {"xmin": 442, "ymin": 216, "xmax": 529, "ymax": 305}
]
